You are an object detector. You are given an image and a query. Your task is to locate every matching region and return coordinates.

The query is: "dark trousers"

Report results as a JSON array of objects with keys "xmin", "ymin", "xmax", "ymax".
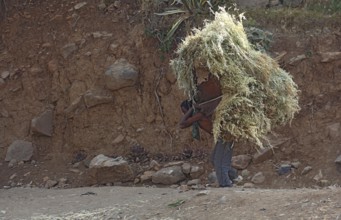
[{"xmin": 211, "ymin": 138, "xmax": 234, "ymax": 187}]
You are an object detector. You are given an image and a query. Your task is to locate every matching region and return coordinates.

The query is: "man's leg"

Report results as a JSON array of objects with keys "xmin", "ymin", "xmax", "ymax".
[{"xmin": 213, "ymin": 138, "xmax": 233, "ymax": 187}]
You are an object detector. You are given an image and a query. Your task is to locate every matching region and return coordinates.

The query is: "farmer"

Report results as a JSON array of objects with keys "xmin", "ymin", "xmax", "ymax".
[{"xmin": 179, "ymin": 74, "xmax": 236, "ymax": 187}]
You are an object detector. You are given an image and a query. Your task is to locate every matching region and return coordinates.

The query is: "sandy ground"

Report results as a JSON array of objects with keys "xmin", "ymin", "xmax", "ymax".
[{"xmin": 0, "ymin": 186, "xmax": 340, "ymax": 220}]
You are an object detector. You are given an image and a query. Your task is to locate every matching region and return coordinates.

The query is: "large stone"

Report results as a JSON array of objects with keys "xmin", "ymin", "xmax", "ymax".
[
  {"xmin": 253, "ymin": 147, "xmax": 274, "ymax": 164},
  {"xmin": 104, "ymin": 59, "xmax": 139, "ymax": 91},
  {"xmin": 83, "ymin": 90, "xmax": 113, "ymax": 108},
  {"xmin": 31, "ymin": 110, "xmax": 53, "ymax": 136},
  {"xmin": 5, "ymin": 140, "xmax": 34, "ymax": 162},
  {"xmin": 236, "ymin": 0, "xmax": 269, "ymax": 8},
  {"xmin": 152, "ymin": 166, "xmax": 186, "ymax": 185},
  {"xmin": 89, "ymin": 154, "xmax": 134, "ymax": 183},
  {"xmin": 232, "ymin": 155, "xmax": 252, "ymax": 170}
]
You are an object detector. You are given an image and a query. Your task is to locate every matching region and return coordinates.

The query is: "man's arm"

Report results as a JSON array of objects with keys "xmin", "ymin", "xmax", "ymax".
[{"xmin": 179, "ymin": 107, "xmax": 205, "ymax": 129}]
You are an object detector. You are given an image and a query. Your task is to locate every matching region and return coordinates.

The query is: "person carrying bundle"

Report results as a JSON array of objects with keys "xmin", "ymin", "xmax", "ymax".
[{"xmin": 179, "ymin": 74, "xmax": 236, "ymax": 187}]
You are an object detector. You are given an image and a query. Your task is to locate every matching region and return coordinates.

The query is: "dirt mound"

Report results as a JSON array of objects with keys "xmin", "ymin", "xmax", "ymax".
[{"xmin": 0, "ymin": 1, "xmax": 340, "ymax": 189}]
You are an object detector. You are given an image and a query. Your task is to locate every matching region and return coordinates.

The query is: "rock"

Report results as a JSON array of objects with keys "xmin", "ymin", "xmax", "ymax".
[
  {"xmin": 152, "ymin": 166, "xmax": 186, "ymax": 185},
  {"xmin": 291, "ymin": 161, "xmax": 301, "ymax": 169},
  {"xmin": 109, "ymin": 43, "xmax": 118, "ymax": 52},
  {"xmin": 179, "ymin": 184, "xmax": 190, "ymax": 192},
  {"xmin": 277, "ymin": 164, "xmax": 292, "ymax": 175},
  {"xmin": 196, "ymin": 190, "xmax": 210, "ymax": 196},
  {"xmin": 232, "ymin": 155, "xmax": 252, "ymax": 170},
  {"xmin": 289, "ymin": 54, "xmax": 306, "ymax": 65},
  {"xmin": 92, "ymin": 31, "xmax": 113, "ymax": 39},
  {"xmin": 235, "ymin": 0, "xmax": 269, "ymax": 8},
  {"xmin": 83, "ymin": 90, "xmax": 113, "ymax": 108},
  {"xmin": 187, "ymin": 179, "xmax": 200, "ymax": 186},
  {"xmin": 326, "ymin": 123, "xmax": 340, "ymax": 138},
  {"xmin": 1, "ymin": 71, "xmax": 10, "ymax": 79},
  {"xmin": 253, "ymin": 148, "xmax": 273, "ymax": 164},
  {"xmin": 61, "ymin": 43, "xmax": 77, "ymax": 59},
  {"xmin": 89, "ymin": 155, "xmax": 134, "ymax": 184},
  {"xmin": 5, "ymin": 140, "xmax": 34, "ymax": 162},
  {"xmin": 45, "ymin": 180, "xmax": 58, "ymax": 188},
  {"xmin": 149, "ymin": 160, "xmax": 161, "ymax": 171},
  {"xmin": 320, "ymin": 52, "xmax": 341, "ymax": 63},
  {"xmin": 241, "ymin": 169, "xmax": 250, "ymax": 178},
  {"xmin": 29, "ymin": 66, "xmax": 43, "ymax": 75},
  {"xmin": 104, "ymin": 59, "xmax": 139, "ymax": 91},
  {"xmin": 208, "ymin": 171, "xmax": 217, "ymax": 184},
  {"xmin": 9, "ymin": 173, "xmax": 17, "ymax": 180},
  {"xmin": 318, "ymin": 179, "xmax": 330, "ymax": 187},
  {"xmin": 112, "ymin": 134, "xmax": 125, "ymax": 145},
  {"xmin": 31, "ymin": 110, "xmax": 53, "ymax": 136},
  {"xmin": 301, "ymin": 166, "xmax": 312, "ymax": 175},
  {"xmin": 134, "ymin": 178, "xmax": 140, "ymax": 184},
  {"xmin": 335, "ymin": 155, "xmax": 341, "ymax": 164},
  {"xmin": 140, "ymin": 171, "xmax": 155, "ymax": 182},
  {"xmin": 98, "ymin": 3, "xmax": 106, "ymax": 10},
  {"xmin": 164, "ymin": 161, "xmax": 184, "ymax": 168},
  {"xmin": 47, "ymin": 60, "xmax": 58, "ymax": 73},
  {"xmin": 8, "ymin": 159, "xmax": 17, "ymax": 168},
  {"xmin": 251, "ymin": 172, "xmax": 265, "ymax": 184},
  {"xmin": 58, "ymin": 178, "xmax": 68, "ymax": 187},
  {"xmin": 313, "ymin": 170, "xmax": 323, "ymax": 182},
  {"xmin": 190, "ymin": 165, "xmax": 204, "ymax": 179},
  {"xmin": 243, "ymin": 182, "xmax": 255, "ymax": 188},
  {"xmin": 74, "ymin": 2, "xmax": 87, "ymax": 10},
  {"xmin": 181, "ymin": 163, "xmax": 191, "ymax": 174}
]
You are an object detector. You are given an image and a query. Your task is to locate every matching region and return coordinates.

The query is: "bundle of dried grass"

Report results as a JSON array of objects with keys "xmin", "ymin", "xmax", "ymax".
[{"xmin": 170, "ymin": 9, "xmax": 300, "ymax": 148}]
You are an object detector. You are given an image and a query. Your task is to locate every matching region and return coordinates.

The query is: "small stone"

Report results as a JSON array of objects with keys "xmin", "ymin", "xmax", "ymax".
[
  {"xmin": 243, "ymin": 182, "xmax": 255, "ymax": 188},
  {"xmin": 320, "ymin": 51, "xmax": 341, "ymax": 63},
  {"xmin": 318, "ymin": 179, "xmax": 330, "ymax": 187},
  {"xmin": 59, "ymin": 178, "xmax": 68, "ymax": 185},
  {"xmin": 113, "ymin": 0, "xmax": 121, "ymax": 8},
  {"xmin": 3, "ymin": 186, "xmax": 11, "ymax": 189},
  {"xmin": 335, "ymin": 155, "xmax": 341, "ymax": 164},
  {"xmin": 277, "ymin": 164, "xmax": 292, "ymax": 175},
  {"xmin": 29, "ymin": 66, "xmax": 43, "ymax": 75},
  {"xmin": 47, "ymin": 60, "xmax": 58, "ymax": 73},
  {"xmin": 98, "ymin": 3, "xmax": 106, "ymax": 10},
  {"xmin": 134, "ymin": 178, "xmax": 140, "ymax": 184},
  {"xmin": 84, "ymin": 51, "xmax": 92, "ymax": 56},
  {"xmin": 0, "ymin": 78, "xmax": 4, "ymax": 85},
  {"xmin": 83, "ymin": 90, "xmax": 113, "ymax": 108},
  {"xmin": 179, "ymin": 184, "xmax": 189, "ymax": 192},
  {"xmin": 164, "ymin": 161, "xmax": 184, "ymax": 168},
  {"xmin": 43, "ymin": 176, "xmax": 49, "ymax": 182},
  {"xmin": 31, "ymin": 110, "xmax": 53, "ymax": 137},
  {"xmin": 23, "ymin": 172, "xmax": 31, "ymax": 177},
  {"xmin": 241, "ymin": 169, "xmax": 250, "ymax": 178},
  {"xmin": 327, "ymin": 123, "xmax": 340, "ymax": 138},
  {"xmin": 61, "ymin": 43, "xmax": 77, "ymax": 59},
  {"xmin": 289, "ymin": 54, "xmax": 306, "ymax": 64},
  {"xmin": 208, "ymin": 171, "xmax": 217, "ymax": 184},
  {"xmin": 181, "ymin": 163, "xmax": 191, "ymax": 174},
  {"xmin": 152, "ymin": 166, "xmax": 186, "ymax": 185},
  {"xmin": 301, "ymin": 166, "xmax": 312, "ymax": 175},
  {"xmin": 45, "ymin": 180, "xmax": 58, "ymax": 188},
  {"xmin": 109, "ymin": 43, "xmax": 118, "ymax": 52},
  {"xmin": 74, "ymin": 2, "xmax": 87, "ymax": 10},
  {"xmin": 18, "ymin": 161, "xmax": 24, "ymax": 166},
  {"xmin": 196, "ymin": 190, "xmax": 210, "ymax": 196},
  {"xmin": 291, "ymin": 161, "xmax": 301, "ymax": 169},
  {"xmin": 149, "ymin": 160, "xmax": 161, "ymax": 171},
  {"xmin": 9, "ymin": 173, "xmax": 17, "ymax": 180},
  {"xmin": 313, "ymin": 170, "xmax": 323, "ymax": 182},
  {"xmin": 112, "ymin": 134, "xmax": 125, "ymax": 145},
  {"xmin": 251, "ymin": 172, "xmax": 265, "ymax": 184},
  {"xmin": 8, "ymin": 159, "xmax": 17, "ymax": 168},
  {"xmin": 187, "ymin": 179, "xmax": 200, "ymax": 186},
  {"xmin": 1, "ymin": 71, "xmax": 10, "ymax": 79}
]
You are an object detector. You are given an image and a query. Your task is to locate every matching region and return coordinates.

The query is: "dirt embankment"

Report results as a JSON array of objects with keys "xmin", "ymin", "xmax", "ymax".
[{"xmin": 0, "ymin": 1, "xmax": 340, "ymax": 188}]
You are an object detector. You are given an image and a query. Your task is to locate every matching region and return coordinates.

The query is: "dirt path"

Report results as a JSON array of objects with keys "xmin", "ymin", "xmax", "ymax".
[{"xmin": 0, "ymin": 186, "xmax": 340, "ymax": 220}]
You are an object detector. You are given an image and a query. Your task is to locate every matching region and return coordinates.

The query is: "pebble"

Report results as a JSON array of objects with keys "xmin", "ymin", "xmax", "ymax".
[
  {"xmin": 277, "ymin": 164, "xmax": 292, "ymax": 175},
  {"xmin": 291, "ymin": 161, "xmax": 301, "ymax": 169},
  {"xmin": 243, "ymin": 182, "xmax": 255, "ymax": 188},
  {"xmin": 241, "ymin": 169, "xmax": 250, "ymax": 177},
  {"xmin": 187, "ymin": 179, "xmax": 200, "ymax": 186},
  {"xmin": 301, "ymin": 166, "xmax": 312, "ymax": 175},
  {"xmin": 9, "ymin": 173, "xmax": 17, "ymax": 180},
  {"xmin": 196, "ymin": 190, "xmax": 210, "ymax": 196},
  {"xmin": 74, "ymin": 2, "xmax": 87, "ymax": 10},
  {"xmin": 251, "ymin": 172, "xmax": 265, "ymax": 184},
  {"xmin": 8, "ymin": 159, "xmax": 17, "ymax": 168},
  {"xmin": 1, "ymin": 71, "xmax": 10, "ymax": 79}
]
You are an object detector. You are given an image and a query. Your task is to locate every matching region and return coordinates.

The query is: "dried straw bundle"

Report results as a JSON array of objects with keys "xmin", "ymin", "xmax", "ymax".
[{"xmin": 170, "ymin": 9, "xmax": 300, "ymax": 148}]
